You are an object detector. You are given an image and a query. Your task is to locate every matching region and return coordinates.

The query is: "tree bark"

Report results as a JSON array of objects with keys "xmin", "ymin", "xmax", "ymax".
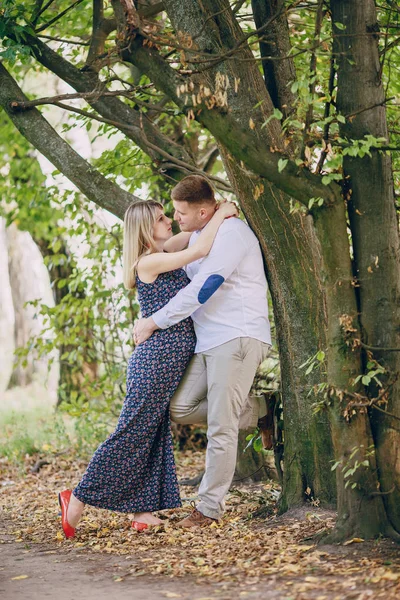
[
  {"xmin": 313, "ymin": 201, "xmax": 396, "ymax": 541},
  {"xmin": 220, "ymin": 150, "xmax": 336, "ymax": 508},
  {"xmin": 6, "ymin": 224, "xmax": 56, "ymax": 389},
  {"xmin": 113, "ymin": 0, "xmax": 341, "ymax": 206},
  {"xmin": 0, "ymin": 218, "xmax": 15, "ymax": 393},
  {"xmin": 10, "ymin": 29, "xmax": 196, "ymax": 182},
  {"xmin": 251, "ymin": 0, "xmax": 296, "ymax": 118},
  {"xmin": 331, "ymin": 0, "xmax": 400, "ymax": 533}
]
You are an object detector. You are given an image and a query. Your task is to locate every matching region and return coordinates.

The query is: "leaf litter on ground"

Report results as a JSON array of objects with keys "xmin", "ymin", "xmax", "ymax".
[{"xmin": 1, "ymin": 450, "xmax": 400, "ymax": 599}]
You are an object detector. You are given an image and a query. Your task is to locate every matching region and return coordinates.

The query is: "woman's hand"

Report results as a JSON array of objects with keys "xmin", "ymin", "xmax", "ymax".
[{"xmin": 216, "ymin": 200, "xmax": 239, "ymax": 219}]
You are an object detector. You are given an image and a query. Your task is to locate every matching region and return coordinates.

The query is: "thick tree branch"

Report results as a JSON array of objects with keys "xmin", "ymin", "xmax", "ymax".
[
  {"xmin": 9, "ymin": 87, "xmax": 154, "ymax": 108},
  {"xmin": 85, "ymin": 1, "xmax": 117, "ymax": 71},
  {"xmin": 113, "ymin": 0, "xmax": 341, "ymax": 206},
  {"xmin": 251, "ymin": 0, "xmax": 296, "ymax": 119},
  {"xmin": 0, "ymin": 63, "xmax": 136, "ymax": 220},
  {"xmin": 7, "ymin": 28, "xmax": 197, "ymax": 180},
  {"xmin": 303, "ymin": 0, "xmax": 325, "ymax": 155},
  {"xmin": 12, "ymin": 96, "xmax": 232, "ymax": 191}
]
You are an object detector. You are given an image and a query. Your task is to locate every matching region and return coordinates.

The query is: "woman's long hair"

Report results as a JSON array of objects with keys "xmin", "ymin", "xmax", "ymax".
[{"xmin": 123, "ymin": 200, "xmax": 163, "ymax": 290}]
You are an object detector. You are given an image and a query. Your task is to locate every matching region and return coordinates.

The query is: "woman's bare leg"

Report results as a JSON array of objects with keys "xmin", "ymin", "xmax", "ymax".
[{"xmin": 67, "ymin": 494, "xmax": 85, "ymax": 528}]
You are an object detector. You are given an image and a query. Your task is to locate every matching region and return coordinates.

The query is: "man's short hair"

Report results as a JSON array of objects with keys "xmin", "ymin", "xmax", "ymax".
[{"xmin": 171, "ymin": 175, "xmax": 216, "ymax": 204}]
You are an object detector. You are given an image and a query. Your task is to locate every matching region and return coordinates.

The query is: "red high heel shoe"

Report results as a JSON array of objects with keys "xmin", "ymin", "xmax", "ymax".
[
  {"xmin": 58, "ymin": 490, "xmax": 76, "ymax": 539},
  {"xmin": 132, "ymin": 521, "xmax": 149, "ymax": 532}
]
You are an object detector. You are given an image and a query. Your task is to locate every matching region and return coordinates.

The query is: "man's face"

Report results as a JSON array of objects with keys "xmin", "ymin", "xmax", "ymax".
[{"xmin": 173, "ymin": 200, "xmax": 215, "ymax": 232}]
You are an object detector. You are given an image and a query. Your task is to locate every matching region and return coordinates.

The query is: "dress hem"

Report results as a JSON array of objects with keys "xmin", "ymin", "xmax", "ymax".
[{"xmin": 72, "ymin": 491, "xmax": 182, "ymax": 513}]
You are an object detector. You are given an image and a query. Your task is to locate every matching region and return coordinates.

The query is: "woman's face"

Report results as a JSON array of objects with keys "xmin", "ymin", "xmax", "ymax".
[{"xmin": 152, "ymin": 207, "xmax": 173, "ymax": 244}]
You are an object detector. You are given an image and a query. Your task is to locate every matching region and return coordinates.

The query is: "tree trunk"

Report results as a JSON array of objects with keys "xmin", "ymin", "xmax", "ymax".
[
  {"xmin": 251, "ymin": 0, "xmax": 296, "ymax": 118},
  {"xmin": 221, "ymin": 152, "xmax": 336, "ymax": 509},
  {"xmin": 6, "ymin": 224, "xmax": 56, "ymax": 389},
  {"xmin": 35, "ymin": 237, "xmax": 98, "ymax": 407},
  {"xmin": 0, "ymin": 218, "xmax": 15, "ymax": 393},
  {"xmin": 331, "ymin": 0, "xmax": 400, "ymax": 533},
  {"xmin": 313, "ymin": 198, "xmax": 397, "ymax": 541}
]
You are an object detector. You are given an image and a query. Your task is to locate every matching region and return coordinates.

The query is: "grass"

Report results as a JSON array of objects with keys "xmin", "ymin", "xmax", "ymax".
[
  {"xmin": 0, "ymin": 382, "xmax": 116, "ymax": 464},
  {"xmin": 0, "ymin": 383, "xmax": 74, "ymax": 463}
]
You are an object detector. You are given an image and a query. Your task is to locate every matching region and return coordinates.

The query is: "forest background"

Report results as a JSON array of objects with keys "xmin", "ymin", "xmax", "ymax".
[{"xmin": 0, "ymin": 0, "xmax": 399, "ymax": 555}]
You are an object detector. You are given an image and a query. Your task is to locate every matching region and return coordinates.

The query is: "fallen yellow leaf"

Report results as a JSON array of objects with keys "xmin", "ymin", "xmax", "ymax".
[
  {"xmin": 343, "ymin": 537, "xmax": 364, "ymax": 545},
  {"xmin": 11, "ymin": 575, "xmax": 28, "ymax": 581},
  {"xmin": 382, "ymin": 571, "xmax": 400, "ymax": 581}
]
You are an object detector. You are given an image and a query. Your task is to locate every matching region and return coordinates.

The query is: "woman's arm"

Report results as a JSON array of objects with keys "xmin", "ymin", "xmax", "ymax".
[
  {"xmin": 137, "ymin": 202, "xmax": 237, "ymax": 282},
  {"xmin": 163, "ymin": 231, "xmax": 192, "ymax": 253}
]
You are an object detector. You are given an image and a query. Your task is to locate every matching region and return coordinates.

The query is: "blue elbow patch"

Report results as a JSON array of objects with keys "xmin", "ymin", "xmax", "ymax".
[{"xmin": 198, "ymin": 275, "xmax": 225, "ymax": 304}]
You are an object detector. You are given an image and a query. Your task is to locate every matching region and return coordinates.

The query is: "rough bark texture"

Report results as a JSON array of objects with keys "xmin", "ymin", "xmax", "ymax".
[
  {"xmin": 331, "ymin": 0, "xmax": 400, "ymax": 533},
  {"xmin": 114, "ymin": 0, "xmax": 340, "ymax": 206},
  {"xmin": 313, "ymin": 200, "xmax": 397, "ymax": 540},
  {"xmin": 221, "ymin": 151, "xmax": 335, "ymax": 508},
  {"xmin": 251, "ymin": 0, "xmax": 296, "ymax": 118}
]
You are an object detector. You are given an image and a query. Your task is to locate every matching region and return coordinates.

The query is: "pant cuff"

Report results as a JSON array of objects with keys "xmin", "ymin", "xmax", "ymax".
[{"xmin": 196, "ymin": 501, "xmax": 222, "ymax": 520}]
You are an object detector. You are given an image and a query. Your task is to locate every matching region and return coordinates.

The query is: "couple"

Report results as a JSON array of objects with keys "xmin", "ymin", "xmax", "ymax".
[{"xmin": 59, "ymin": 175, "xmax": 271, "ymax": 537}]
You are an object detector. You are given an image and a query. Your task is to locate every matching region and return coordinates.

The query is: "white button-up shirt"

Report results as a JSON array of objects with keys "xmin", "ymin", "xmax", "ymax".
[{"xmin": 152, "ymin": 218, "xmax": 271, "ymax": 353}]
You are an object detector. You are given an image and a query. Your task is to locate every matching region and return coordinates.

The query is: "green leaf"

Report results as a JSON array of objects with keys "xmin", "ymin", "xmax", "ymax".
[
  {"xmin": 278, "ymin": 159, "xmax": 288, "ymax": 173},
  {"xmin": 253, "ymin": 436, "xmax": 264, "ymax": 453}
]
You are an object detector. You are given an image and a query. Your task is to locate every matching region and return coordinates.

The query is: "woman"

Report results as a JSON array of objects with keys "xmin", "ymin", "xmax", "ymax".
[{"xmin": 59, "ymin": 198, "xmax": 237, "ymax": 537}]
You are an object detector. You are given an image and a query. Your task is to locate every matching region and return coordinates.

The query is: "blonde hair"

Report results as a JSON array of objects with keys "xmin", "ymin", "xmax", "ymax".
[{"xmin": 123, "ymin": 200, "xmax": 163, "ymax": 289}]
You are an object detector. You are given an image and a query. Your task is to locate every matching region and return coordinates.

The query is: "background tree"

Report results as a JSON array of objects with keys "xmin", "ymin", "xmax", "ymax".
[{"xmin": 0, "ymin": 0, "xmax": 399, "ymax": 541}]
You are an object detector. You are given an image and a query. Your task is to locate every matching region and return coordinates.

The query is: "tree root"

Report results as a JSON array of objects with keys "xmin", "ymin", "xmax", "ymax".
[{"xmin": 321, "ymin": 521, "xmax": 400, "ymax": 545}]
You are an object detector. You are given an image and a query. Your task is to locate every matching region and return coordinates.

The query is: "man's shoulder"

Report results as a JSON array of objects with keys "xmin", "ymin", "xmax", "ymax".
[{"xmin": 218, "ymin": 217, "xmax": 257, "ymax": 242}]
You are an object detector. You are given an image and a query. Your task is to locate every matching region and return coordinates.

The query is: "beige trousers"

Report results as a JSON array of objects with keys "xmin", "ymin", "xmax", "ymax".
[{"xmin": 170, "ymin": 337, "xmax": 270, "ymax": 519}]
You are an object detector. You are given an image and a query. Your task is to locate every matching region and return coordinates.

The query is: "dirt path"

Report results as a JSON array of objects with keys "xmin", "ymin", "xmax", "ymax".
[
  {"xmin": 0, "ymin": 523, "xmax": 272, "ymax": 600},
  {"xmin": 2, "ymin": 455, "xmax": 400, "ymax": 599}
]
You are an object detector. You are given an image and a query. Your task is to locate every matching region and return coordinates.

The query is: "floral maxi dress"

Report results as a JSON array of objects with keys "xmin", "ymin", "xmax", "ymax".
[{"xmin": 73, "ymin": 269, "xmax": 196, "ymax": 512}]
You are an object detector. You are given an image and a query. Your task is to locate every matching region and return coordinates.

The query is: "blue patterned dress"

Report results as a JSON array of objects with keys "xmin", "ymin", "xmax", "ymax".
[{"xmin": 73, "ymin": 269, "xmax": 196, "ymax": 512}]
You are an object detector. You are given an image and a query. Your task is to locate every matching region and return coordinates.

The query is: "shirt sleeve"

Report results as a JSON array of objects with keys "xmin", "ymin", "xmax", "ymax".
[{"xmin": 152, "ymin": 227, "xmax": 250, "ymax": 329}]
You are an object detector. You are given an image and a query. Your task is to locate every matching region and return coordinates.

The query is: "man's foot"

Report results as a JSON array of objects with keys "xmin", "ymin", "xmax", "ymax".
[
  {"xmin": 66, "ymin": 493, "xmax": 85, "ymax": 528},
  {"xmin": 257, "ymin": 391, "xmax": 278, "ymax": 450},
  {"xmin": 177, "ymin": 508, "xmax": 217, "ymax": 528},
  {"xmin": 133, "ymin": 512, "xmax": 163, "ymax": 525}
]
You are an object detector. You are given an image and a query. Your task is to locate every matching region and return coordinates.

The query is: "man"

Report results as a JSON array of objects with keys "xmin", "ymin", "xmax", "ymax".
[{"xmin": 134, "ymin": 175, "xmax": 271, "ymax": 527}]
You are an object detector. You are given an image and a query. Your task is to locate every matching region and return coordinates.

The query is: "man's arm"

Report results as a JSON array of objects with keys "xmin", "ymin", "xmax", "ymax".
[{"xmin": 133, "ymin": 227, "xmax": 250, "ymax": 344}]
